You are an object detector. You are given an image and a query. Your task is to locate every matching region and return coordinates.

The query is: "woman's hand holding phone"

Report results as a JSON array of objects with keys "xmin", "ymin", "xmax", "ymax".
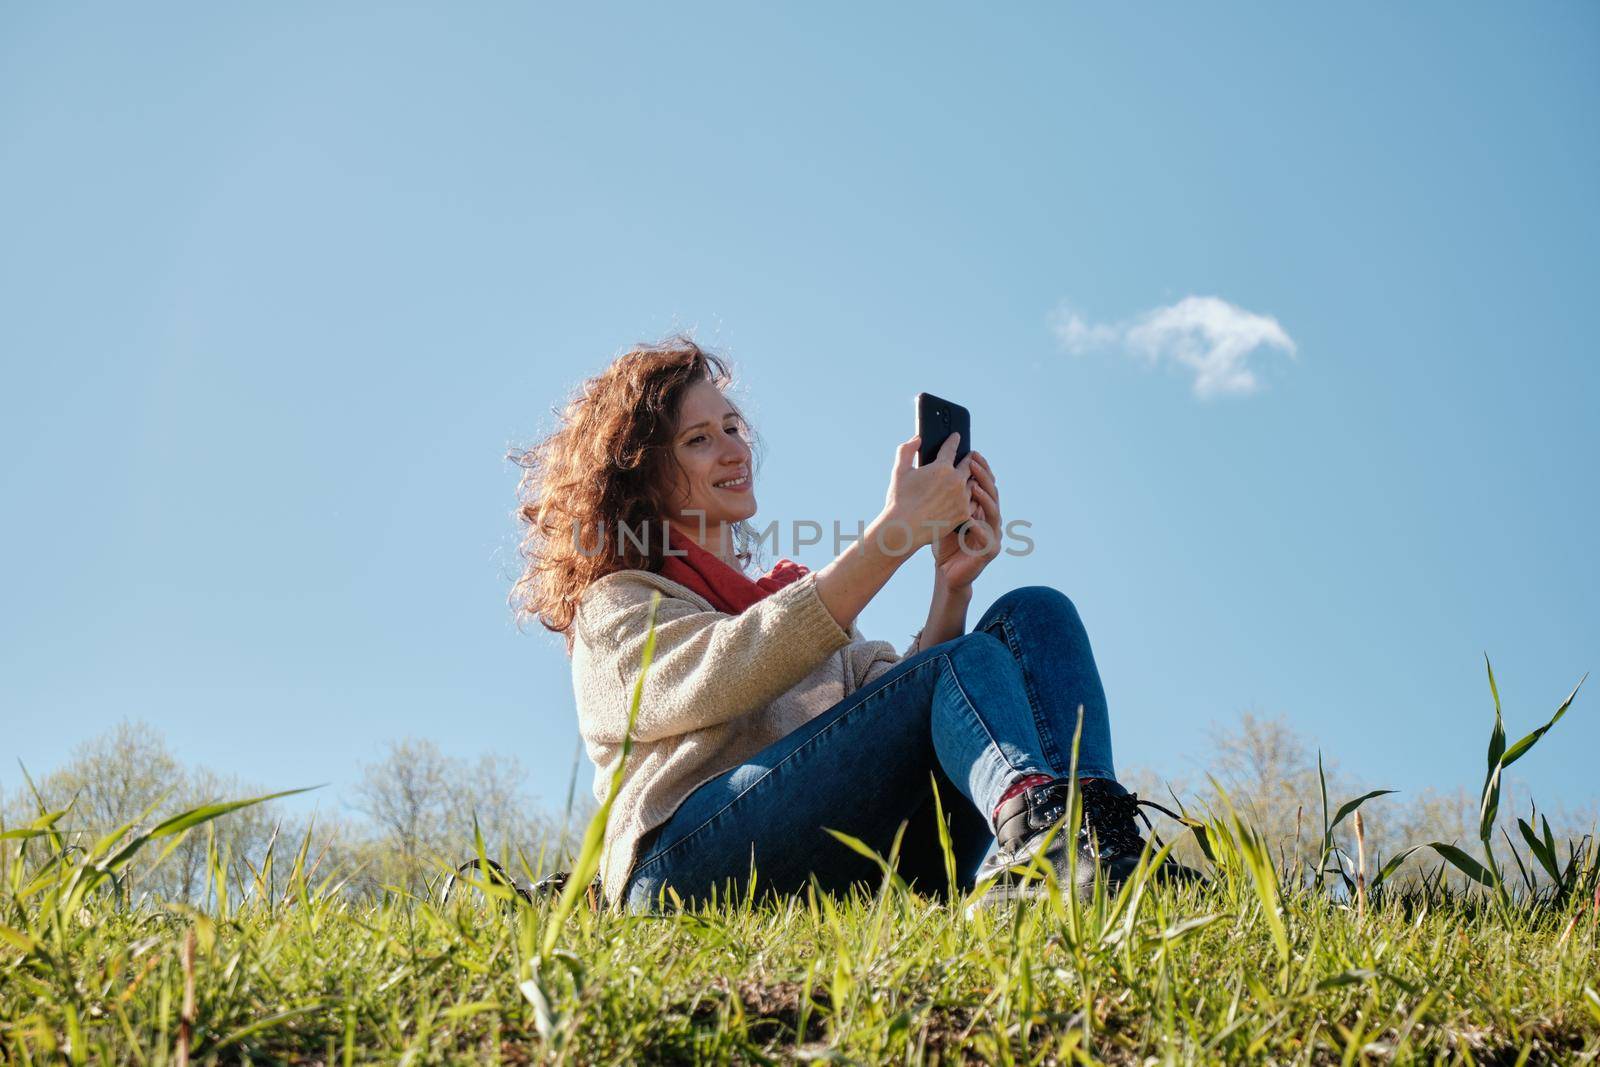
[
  {"xmin": 878, "ymin": 431, "xmax": 973, "ymax": 554},
  {"xmin": 811, "ymin": 431, "xmax": 971, "ymax": 635}
]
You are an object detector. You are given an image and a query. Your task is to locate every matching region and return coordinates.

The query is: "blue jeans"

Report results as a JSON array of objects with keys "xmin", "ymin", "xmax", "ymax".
[{"xmin": 620, "ymin": 585, "xmax": 1117, "ymax": 913}]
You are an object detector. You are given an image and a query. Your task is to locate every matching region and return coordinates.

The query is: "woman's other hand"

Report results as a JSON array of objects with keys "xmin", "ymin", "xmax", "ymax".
[
  {"xmin": 878, "ymin": 432, "xmax": 973, "ymax": 555},
  {"xmin": 932, "ymin": 449, "xmax": 1000, "ymax": 592}
]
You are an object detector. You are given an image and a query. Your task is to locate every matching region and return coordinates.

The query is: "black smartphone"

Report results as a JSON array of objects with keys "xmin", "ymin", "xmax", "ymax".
[
  {"xmin": 915, "ymin": 392, "xmax": 971, "ymax": 468},
  {"xmin": 916, "ymin": 392, "xmax": 973, "ymax": 536}
]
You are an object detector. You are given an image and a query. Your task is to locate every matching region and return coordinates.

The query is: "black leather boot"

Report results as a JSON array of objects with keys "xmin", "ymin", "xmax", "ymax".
[{"xmin": 972, "ymin": 777, "xmax": 1202, "ymax": 910}]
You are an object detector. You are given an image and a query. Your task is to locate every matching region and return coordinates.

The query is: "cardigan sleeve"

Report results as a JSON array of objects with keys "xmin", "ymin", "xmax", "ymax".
[{"xmin": 575, "ymin": 571, "xmax": 853, "ymax": 744}]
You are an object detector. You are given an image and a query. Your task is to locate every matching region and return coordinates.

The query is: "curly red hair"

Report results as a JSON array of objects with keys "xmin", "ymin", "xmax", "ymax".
[{"xmin": 508, "ymin": 335, "xmax": 763, "ymax": 651}]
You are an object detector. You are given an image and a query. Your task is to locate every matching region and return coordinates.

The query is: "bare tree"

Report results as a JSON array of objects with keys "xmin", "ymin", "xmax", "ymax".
[
  {"xmin": 1209, "ymin": 710, "xmax": 1328, "ymax": 864},
  {"xmin": 21, "ymin": 720, "xmax": 181, "ymax": 832},
  {"xmin": 354, "ymin": 738, "xmax": 453, "ymax": 873},
  {"xmin": 8, "ymin": 721, "xmax": 583, "ymax": 901},
  {"xmin": 352, "ymin": 738, "xmax": 560, "ymax": 890},
  {"xmin": 3, "ymin": 720, "xmax": 287, "ymax": 902},
  {"xmin": 163, "ymin": 765, "xmax": 279, "ymax": 903},
  {"xmin": 443, "ymin": 751, "xmax": 536, "ymax": 852}
]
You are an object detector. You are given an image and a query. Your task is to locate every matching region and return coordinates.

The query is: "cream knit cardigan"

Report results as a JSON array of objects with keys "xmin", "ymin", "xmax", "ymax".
[{"xmin": 570, "ymin": 566, "xmax": 922, "ymax": 907}]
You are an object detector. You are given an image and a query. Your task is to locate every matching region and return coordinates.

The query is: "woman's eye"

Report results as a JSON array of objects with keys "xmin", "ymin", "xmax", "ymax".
[{"xmin": 685, "ymin": 424, "xmax": 741, "ymax": 446}]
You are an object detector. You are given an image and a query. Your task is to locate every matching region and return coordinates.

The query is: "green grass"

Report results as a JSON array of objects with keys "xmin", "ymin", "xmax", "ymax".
[
  {"xmin": 2, "ymin": 847, "xmax": 1597, "ymax": 1063},
  {"xmin": 3, "ymin": 599, "xmax": 1596, "ymax": 1064}
]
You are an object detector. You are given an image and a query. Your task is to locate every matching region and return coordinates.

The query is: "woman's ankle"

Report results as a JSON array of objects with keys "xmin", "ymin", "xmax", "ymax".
[
  {"xmin": 991, "ymin": 773, "xmax": 1053, "ymax": 830},
  {"xmin": 991, "ymin": 774, "xmax": 1115, "ymax": 833}
]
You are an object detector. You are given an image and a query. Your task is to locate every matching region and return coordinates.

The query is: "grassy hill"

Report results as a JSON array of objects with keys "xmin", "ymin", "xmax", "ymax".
[{"xmin": 3, "ymin": 600, "xmax": 1594, "ymax": 1063}]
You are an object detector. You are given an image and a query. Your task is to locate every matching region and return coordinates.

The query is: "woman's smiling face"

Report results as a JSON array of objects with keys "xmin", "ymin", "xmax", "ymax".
[{"xmin": 664, "ymin": 377, "xmax": 757, "ymax": 530}]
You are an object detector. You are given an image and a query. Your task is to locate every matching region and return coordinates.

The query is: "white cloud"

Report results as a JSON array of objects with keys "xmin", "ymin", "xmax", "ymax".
[{"xmin": 1051, "ymin": 296, "xmax": 1296, "ymax": 399}]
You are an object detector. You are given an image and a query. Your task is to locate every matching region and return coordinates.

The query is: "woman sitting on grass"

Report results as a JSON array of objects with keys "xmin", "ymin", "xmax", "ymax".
[{"xmin": 510, "ymin": 336, "xmax": 1194, "ymax": 913}]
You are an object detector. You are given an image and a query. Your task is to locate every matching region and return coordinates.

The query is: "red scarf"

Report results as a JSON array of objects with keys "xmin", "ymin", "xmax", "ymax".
[{"xmin": 658, "ymin": 523, "xmax": 809, "ymax": 614}]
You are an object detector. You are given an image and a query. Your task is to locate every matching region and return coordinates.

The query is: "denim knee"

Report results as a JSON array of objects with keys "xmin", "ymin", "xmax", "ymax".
[
  {"xmin": 984, "ymin": 585, "xmax": 1084, "ymax": 633},
  {"xmin": 943, "ymin": 629, "xmax": 1012, "ymax": 673}
]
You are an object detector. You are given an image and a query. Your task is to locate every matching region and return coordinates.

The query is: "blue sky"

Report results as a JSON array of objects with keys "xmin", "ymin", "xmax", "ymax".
[{"xmin": 3, "ymin": 4, "xmax": 1596, "ymax": 819}]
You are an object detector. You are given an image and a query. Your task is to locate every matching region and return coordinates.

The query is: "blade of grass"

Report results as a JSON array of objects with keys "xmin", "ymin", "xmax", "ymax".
[{"xmin": 542, "ymin": 590, "xmax": 660, "ymax": 954}]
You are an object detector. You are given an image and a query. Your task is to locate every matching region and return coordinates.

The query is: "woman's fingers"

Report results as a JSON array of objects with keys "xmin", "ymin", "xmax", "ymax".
[
  {"xmin": 967, "ymin": 453, "xmax": 997, "ymax": 502},
  {"xmin": 970, "ymin": 481, "xmax": 1002, "ymax": 542},
  {"xmin": 895, "ymin": 435, "xmax": 921, "ymax": 473},
  {"xmin": 966, "ymin": 451, "xmax": 992, "ymax": 492}
]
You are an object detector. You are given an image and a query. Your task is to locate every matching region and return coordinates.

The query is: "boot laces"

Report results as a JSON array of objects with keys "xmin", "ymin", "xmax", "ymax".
[{"xmin": 1082, "ymin": 788, "xmax": 1183, "ymax": 858}]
